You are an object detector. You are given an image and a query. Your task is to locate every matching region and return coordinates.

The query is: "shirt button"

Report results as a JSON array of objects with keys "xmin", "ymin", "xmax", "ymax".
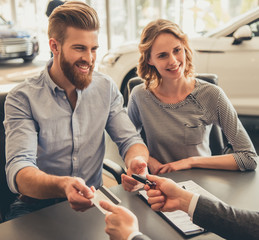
[
  {"xmin": 63, "ymin": 96, "xmax": 66, "ymax": 100},
  {"xmin": 73, "ymin": 157, "xmax": 77, "ymax": 161}
]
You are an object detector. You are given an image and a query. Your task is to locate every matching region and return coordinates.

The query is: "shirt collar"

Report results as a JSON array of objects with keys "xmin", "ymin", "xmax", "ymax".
[
  {"xmin": 43, "ymin": 58, "xmax": 86, "ymax": 96},
  {"xmin": 42, "ymin": 58, "xmax": 63, "ymax": 95}
]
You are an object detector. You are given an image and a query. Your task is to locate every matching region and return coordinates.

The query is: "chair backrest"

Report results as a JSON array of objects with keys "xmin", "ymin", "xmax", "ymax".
[
  {"xmin": 103, "ymin": 158, "xmax": 126, "ymax": 184},
  {"xmin": 0, "ymin": 92, "xmax": 17, "ymax": 222},
  {"xmin": 127, "ymin": 74, "xmax": 226, "ymax": 156}
]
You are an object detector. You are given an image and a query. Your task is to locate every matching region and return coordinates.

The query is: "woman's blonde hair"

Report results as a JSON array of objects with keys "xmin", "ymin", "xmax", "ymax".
[
  {"xmin": 48, "ymin": 1, "xmax": 99, "ymax": 45},
  {"xmin": 138, "ymin": 19, "xmax": 195, "ymax": 89}
]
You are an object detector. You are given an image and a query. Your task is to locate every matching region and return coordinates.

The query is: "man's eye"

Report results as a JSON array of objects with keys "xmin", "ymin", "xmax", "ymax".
[{"xmin": 75, "ymin": 47, "xmax": 85, "ymax": 50}]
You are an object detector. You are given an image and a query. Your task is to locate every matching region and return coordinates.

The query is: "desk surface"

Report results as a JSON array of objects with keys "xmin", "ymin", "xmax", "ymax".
[{"xmin": 1, "ymin": 169, "xmax": 258, "ymax": 240}]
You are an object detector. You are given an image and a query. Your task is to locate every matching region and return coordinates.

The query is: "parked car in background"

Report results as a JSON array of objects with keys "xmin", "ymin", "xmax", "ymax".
[
  {"xmin": 0, "ymin": 15, "xmax": 39, "ymax": 62},
  {"xmin": 98, "ymin": 7, "xmax": 259, "ymax": 116}
]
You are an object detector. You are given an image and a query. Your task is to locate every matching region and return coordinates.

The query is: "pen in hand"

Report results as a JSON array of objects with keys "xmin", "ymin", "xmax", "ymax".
[{"xmin": 132, "ymin": 174, "xmax": 157, "ymax": 187}]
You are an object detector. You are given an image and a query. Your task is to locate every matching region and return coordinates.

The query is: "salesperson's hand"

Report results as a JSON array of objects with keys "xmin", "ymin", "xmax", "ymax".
[
  {"xmin": 100, "ymin": 200, "xmax": 139, "ymax": 240},
  {"xmin": 144, "ymin": 175, "xmax": 193, "ymax": 213}
]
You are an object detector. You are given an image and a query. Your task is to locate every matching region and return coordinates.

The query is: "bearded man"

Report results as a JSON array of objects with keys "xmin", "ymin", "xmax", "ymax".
[{"xmin": 4, "ymin": 1, "xmax": 149, "ymax": 220}]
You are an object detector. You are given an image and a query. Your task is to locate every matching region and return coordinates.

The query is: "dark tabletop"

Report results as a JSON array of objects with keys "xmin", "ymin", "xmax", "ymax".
[{"xmin": 1, "ymin": 169, "xmax": 258, "ymax": 240}]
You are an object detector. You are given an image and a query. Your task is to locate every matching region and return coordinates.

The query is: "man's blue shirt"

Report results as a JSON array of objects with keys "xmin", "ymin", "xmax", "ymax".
[{"xmin": 4, "ymin": 60, "xmax": 144, "ymax": 193}]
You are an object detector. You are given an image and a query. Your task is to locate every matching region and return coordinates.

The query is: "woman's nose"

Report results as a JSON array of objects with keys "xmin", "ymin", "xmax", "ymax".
[{"xmin": 169, "ymin": 53, "xmax": 177, "ymax": 64}]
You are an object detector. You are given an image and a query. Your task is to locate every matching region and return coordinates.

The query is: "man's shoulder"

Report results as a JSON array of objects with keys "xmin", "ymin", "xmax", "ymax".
[
  {"xmin": 7, "ymin": 71, "xmax": 46, "ymax": 97},
  {"xmin": 93, "ymin": 71, "xmax": 112, "ymax": 81},
  {"xmin": 92, "ymin": 71, "xmax": 116, "ymax": 88}
]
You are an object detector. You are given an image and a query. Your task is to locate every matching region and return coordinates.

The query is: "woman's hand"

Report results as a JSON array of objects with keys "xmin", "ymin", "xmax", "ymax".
[
  {"xmin": 148, "ymin": 156, "xmax": 164, "ymax": 175},
  {"xmin": 155, "ymin": 158, "xmax": 193, "ymax": 175}
]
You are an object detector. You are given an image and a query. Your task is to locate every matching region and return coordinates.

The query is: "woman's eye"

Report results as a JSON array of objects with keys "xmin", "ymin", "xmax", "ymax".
[
  {"xmin": 174, "ymin": 48, "xmax": 181, "ymax": 53},
  {"xmin": 158, "ymin": 53, "xmax": 167, "ymax": 58}
]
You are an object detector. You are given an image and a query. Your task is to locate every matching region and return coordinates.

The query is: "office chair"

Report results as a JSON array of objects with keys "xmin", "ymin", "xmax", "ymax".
[
  {"xmin": 103, "ymin": 158, "xmax": 126, "ymax": 184},
  {"xmin": 127, "ymin": 74, "xmax": 232, "ymax": 156},
  {"xmin": 0, "ymin": 91, "xmax": 125, "ymax": 222}
]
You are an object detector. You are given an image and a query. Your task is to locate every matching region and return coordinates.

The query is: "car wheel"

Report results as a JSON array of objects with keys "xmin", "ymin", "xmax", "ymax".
[
  {"xmin": 121, "ymin": 68, "xmax": 137, "ymax": 106},
  {"xmin": 23, "ymin": 56, "xmax": 35, "ymax": 63}
]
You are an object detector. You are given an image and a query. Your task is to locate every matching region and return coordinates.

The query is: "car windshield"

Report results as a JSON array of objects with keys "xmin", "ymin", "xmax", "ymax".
[
  {"xmin": 0, "ymin": 16, "xmax": 7, "ymax": 26},
  {"xmin": 204, "ymin": 7, "xmax": 259, "ymax": 37}
]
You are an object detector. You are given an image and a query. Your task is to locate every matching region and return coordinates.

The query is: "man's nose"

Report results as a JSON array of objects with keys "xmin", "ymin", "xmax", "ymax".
[{"xmin": 82, "ymin": 51, "xmax": 93, "ymax": 64}]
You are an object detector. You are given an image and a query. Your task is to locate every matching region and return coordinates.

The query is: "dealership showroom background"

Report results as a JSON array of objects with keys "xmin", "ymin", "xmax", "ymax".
[{"xmin": 1, "ymin": 0, "xmax": 259, "ymax": 177}]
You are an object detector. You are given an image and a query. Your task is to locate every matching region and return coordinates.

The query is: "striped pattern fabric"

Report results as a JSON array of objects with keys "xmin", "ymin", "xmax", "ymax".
[{"xmin": 128, "ymin": 79, "xmax": 258, "ymax": 171}]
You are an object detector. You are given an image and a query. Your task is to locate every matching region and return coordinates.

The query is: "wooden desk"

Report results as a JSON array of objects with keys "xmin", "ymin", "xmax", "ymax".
[{"xmin": 0, "ymin": 169, "xmax": 258, "ymax": 240}]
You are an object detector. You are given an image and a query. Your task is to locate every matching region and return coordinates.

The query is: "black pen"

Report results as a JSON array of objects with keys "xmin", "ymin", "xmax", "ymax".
[{"xmin": 132, "ymin": 174, "xmax": 156, "ymax": 187}]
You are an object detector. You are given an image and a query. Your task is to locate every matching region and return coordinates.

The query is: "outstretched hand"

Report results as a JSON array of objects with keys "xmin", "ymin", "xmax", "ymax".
[
  {"xmin": 64, "ymin": 177, "xmax": 95, "ymax": 212},
  {"xmin": 100, "ymin": 200, "xmax": 139, "ymax": 240},
  {"xmin": 144, "ymin": 175, "xmax": 193, "ymax": 213},
  {"xmin": 122, "ymin": 157, "xmax": 148, "ymax": 192}
]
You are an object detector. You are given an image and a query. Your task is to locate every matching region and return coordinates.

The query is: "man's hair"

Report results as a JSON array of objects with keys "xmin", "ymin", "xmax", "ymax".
[
  {"xmin": 48, "ymin": 1, "xmax": 100, "ymax": 45},
  {"xmin": 138, "ymin": 19, "xmax": 195, "ymax": 89}
]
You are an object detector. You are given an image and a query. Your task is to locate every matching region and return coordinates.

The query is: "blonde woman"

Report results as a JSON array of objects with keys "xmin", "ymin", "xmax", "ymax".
[{"xmin": 128, "ymin": 19, "xmax": 258, "ymax": 174}]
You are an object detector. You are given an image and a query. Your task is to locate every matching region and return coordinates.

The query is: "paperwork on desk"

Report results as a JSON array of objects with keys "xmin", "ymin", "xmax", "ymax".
[{"xmin": 138, "ymin": 180, "xmax": 222, "ymax": 236}]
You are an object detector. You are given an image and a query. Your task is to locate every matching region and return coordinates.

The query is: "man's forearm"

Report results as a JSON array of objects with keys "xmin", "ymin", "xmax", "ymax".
[
  {"xmin": 16, "ymin": 166, "xmax": 69, "ymax": 199},
  {"xmin": 124, "ymin": 143, "xmax": 149, "ymax": 169}
]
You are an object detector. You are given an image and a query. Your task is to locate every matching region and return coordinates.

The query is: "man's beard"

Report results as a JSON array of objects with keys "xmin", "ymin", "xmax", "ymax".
[{"xmin": 60, "ymin": 49, "xmax": 94, "ymax": 90}]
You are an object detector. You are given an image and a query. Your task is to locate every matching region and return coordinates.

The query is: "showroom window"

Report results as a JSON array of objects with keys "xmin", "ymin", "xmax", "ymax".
[{"xmin": 1, "ymin": 0, "xmax": 258, "ymax": 61}]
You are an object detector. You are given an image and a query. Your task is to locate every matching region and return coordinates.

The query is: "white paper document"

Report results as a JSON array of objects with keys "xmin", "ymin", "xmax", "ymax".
[{"xmin": 138, "ymin": 180, "xmax": 222, "ymax": 236}]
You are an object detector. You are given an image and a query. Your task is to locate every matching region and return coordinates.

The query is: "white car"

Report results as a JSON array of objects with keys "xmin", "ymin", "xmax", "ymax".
[
  {"xmin": 0, "ymin": 15, "xmax": 39, "ymax": 62},
  {"xmin": 98, "ymin": 7, "xmax": 259, "ymax": 116}
]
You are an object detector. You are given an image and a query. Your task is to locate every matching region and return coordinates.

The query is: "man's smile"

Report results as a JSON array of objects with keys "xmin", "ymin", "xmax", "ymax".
[{"xmin": 76, "ymin": 63, "xmax": 91, "ymax": 74}]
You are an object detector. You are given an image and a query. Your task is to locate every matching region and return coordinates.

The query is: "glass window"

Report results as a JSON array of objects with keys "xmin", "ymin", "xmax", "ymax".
[
  {"xmin": 109, "ymin": 0, "xmax": 128, "ymax": 48},
  {"xmin": 2, "ymin": 0, "xmax": 259, "ymax": 61},
  {"xmin": 135, "ymin": 0, "xmax": 160, "ymax": 38},
  {"xmin": 88, "ymin": 0, "xmax": 108, "ymax": 61},
  {"xmin": 0, "ymin": 0, "xmax": 13, "ymax": 22},
  {"xmin": 0, "ymin": 16, "xmax": 6, "ymax": 25}
]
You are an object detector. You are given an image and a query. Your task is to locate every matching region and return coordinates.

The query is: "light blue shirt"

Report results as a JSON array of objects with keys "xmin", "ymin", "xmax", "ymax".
[{"xmin": 4, "ymin": 60, "xmax": 144, "ymax": 193}]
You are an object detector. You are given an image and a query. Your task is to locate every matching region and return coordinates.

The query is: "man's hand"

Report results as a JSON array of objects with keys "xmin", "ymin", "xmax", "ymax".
[
  {"xmin": 144, "ymin": 175, "xmax": 193, "ymax": 213},
  {"xmin": 100, "ymin": 200, "xmax": 139, "ymax": 240},
  {"xmin": 122, "ymin": 157, "xmax": 148, "ymax": 192},
  {"xmin": 64, "ymin": 177, "xmax": 95, "ymax": 212},
  {"xmin": 123, "ymin": 143, "xmax": 149, "ymax": 192}
]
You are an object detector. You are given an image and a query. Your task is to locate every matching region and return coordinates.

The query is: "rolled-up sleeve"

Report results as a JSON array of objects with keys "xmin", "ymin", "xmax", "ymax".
[
  {"xmin": 4, "ymin": 89, "xmax": 39, "ymax": 193},
  {"xmin": 216, "ymin": 88, "xmax": 258, "ymax": 171},
  {"xmin": 105, "ymin": 82, "xmax": 145, "ymax": 159}
]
